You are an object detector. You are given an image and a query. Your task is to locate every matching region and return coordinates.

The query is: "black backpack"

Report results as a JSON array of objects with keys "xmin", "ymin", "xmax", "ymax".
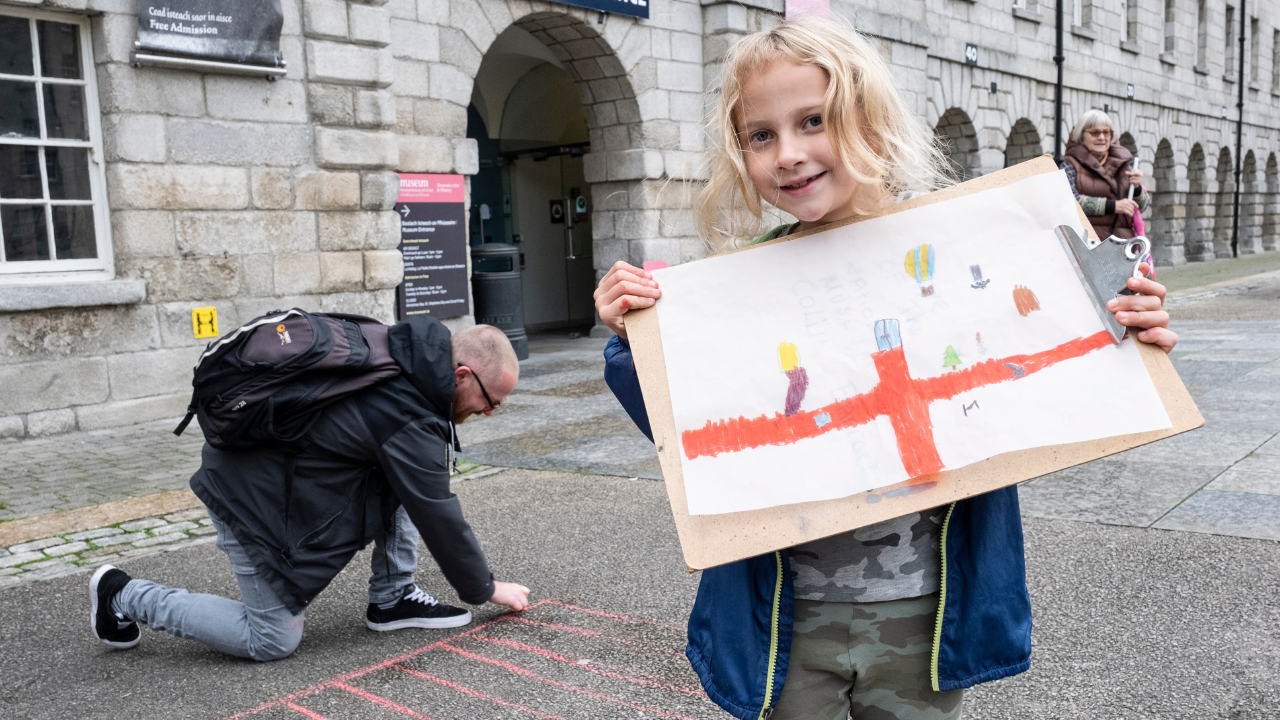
[{"xmin": 174, "ymin": 309, "xmax": 401, "ymax": 450}]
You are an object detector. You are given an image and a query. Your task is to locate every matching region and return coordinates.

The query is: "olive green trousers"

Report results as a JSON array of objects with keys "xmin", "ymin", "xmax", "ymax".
[{"xmin": 769, "ymin": 593, "xmax": 964, "ymax": 720}]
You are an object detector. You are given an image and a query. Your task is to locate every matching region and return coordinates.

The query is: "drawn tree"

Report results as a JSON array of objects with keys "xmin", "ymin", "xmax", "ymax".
[{"xmin": 943, "ymin": 345, "xmax": 962, "ymax": 370}]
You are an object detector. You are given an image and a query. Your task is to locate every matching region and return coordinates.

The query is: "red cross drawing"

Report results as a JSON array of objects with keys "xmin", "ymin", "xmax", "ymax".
[{"xmin": 680, "ymin": 327, "xmax": 1116, "ymax": 477}]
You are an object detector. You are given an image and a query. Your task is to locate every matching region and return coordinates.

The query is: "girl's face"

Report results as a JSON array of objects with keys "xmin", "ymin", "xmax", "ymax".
[{"xmin": 736, "ymin": 60, "xmax": 864, "ymax": 230}]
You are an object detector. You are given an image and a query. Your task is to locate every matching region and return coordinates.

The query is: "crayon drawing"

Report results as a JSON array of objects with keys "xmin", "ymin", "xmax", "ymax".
[
  {"xmin": 652, "ymin": 171, "xmax": 1171, "ymax": 515},
  {"xmin": 904, "ymin": 244, "xmax": 937, "ymax": 296},
  {"xmin": 778, "ymin": 341, "xmax": 809, "ymax": 416},
  {"xmin": 1013, "ymin": 285, "xmax": 1041, "ymax": 316}
]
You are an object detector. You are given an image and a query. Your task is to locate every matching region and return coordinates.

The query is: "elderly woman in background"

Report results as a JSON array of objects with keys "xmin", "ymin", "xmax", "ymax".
[{"xmin": 1060, "ymin": 109, "xmax": 1150, "ymax": 240}]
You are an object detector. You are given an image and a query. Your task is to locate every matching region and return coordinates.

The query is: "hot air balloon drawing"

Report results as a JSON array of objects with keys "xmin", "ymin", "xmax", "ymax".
[
  {"xmin": 778, "ymin": 340, "xmax": 809, "ymax": 417},
  {"xmin": 904, "ymin": 244, "xmax": 936, "ymax": 296}
]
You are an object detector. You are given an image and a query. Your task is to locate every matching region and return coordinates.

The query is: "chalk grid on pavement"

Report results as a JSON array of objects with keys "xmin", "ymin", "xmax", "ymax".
[{"xmin": 220, "ymin": 599, "xmax": 721, "ymax": 720}]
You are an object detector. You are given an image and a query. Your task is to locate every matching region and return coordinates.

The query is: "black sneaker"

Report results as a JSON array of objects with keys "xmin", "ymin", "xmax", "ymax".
[
  {"xmin": 89, "ymin": 565, "xmax": 140, "ymax": 649},
  {"xmin": 366, "ymin": 586, "xmax": 472, "ymax": 631}
]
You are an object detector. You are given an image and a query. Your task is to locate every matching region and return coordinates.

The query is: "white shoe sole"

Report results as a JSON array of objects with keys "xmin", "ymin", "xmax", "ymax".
[
  {"xmin": 366, "ymin": 610, "xmax": 473, "ymax": 632},
  {"xmin": 90, "ymin": 565, "xmax": 140, "ymax": 649}
]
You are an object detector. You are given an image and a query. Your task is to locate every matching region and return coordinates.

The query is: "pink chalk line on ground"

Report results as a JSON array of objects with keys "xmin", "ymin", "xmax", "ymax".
[
  {"xmin": 470, "ymin": 634, "xmax": 706, "ymax": 696},
  {"xmin": 220, "ymin": 599, "xmax": 708, "ymax": 720}
]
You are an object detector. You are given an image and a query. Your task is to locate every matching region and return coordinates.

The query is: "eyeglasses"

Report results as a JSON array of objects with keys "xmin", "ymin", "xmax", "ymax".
[
  {"xmin": 1084, "ymin": 128, "xmax": 1112, "ymax": 137},
  {"xmin": 460, "ymin": 364, "xmax": 497, "ymax": 411}
]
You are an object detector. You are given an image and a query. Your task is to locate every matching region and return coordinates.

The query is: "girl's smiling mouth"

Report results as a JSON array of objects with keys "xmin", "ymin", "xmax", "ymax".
[{"xmin": 779, "ymin": 171, "xmax": 827, "ymax": 194}]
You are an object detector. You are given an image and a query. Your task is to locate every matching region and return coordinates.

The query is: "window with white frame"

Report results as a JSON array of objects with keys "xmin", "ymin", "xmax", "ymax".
[
  {"xmin": 1073, "ymin": 0, "xmax": 1085, "ymax": 26},
  {"xmin": 0, "ymin": 10, "xmax": 110, "ymax": 280}
]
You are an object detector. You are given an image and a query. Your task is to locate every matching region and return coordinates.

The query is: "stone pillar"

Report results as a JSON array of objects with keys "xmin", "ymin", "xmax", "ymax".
[
  {"xmin": 303, "ymin": 0, "xmax": 403, "ymax": 322},
  {"xmin": 1150, "ymin": 181, "xmax": 1187, "ymax": 266},
  {"xmin": 1213, "ymin": 178, "xmax": 1236, "ymax": 259},
  {"xmin": 1265, "ymin": 159, "xmax": 1280, "ymax": 252},
  {"xmin": 1184, "ymin": 177, "xmax": 1216, "ymax": 262},
  {"xmin": 1148, "ymin": 143, "xmax": 1185, "ymax": 265}
]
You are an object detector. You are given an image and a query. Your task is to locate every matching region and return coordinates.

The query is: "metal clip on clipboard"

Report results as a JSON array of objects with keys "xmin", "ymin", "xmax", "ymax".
[{"xmin": 1054, "ymin": 225, "xmax": 1152, "ymax": 346}]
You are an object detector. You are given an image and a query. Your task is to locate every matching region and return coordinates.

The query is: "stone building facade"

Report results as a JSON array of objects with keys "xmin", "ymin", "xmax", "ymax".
[{"xmin": 0, "ymin": 0, "xmax": 1275, "ymax": 440}]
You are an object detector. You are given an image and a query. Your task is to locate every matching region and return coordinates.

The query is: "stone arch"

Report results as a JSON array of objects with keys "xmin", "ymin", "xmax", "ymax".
[
  {"xmin": 1213, "ymin": 146, "xmax": 1235, "ymax": 258},
  {"xmin": 1240, "ymin": 151, "xmax": 1262, "ymax": 254},
  {"xmin": 934, "ymin": 108, "xmax": 981, "ymax": 181},
  {"xmin": 1003, "ymin": 118, "xmax": 1044, "ymax": 168},
  {"xmin": 1184, "ymin": 144, "xmax": 1213, "ymax": 261},
  {"xmin": 504, "ymin": 13, "xmax": 642, "ymax": 154},
  {"xmin": 1265, "ymin": 153, "xmax": 1279, "ymax": 252},
  {"xmin": 1118, "ymin": 131, "xmax": 1138, "ymax": 158},
  {"xmin": 1149, "ymin": 139, "xmax": 1184, "ymax": 265}
]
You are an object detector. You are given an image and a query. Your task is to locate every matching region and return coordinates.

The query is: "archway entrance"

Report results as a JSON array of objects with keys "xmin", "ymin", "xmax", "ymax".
[
  {"xmin": 468, "ymin": 24, "xmax": 596, "ymax": 334},
  {"xmin": 935, "ymin": 108, "xmax": 980, "ymax": 180},
  {"xmin": 1003, "ymin": 118, "xmax": 1043, "ymax": 168}
]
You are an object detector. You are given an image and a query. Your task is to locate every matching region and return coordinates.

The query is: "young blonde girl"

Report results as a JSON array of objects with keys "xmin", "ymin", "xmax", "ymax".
[{"xmin": 597, "ymin": 17, "xmax": 1176, "ymax": 720}]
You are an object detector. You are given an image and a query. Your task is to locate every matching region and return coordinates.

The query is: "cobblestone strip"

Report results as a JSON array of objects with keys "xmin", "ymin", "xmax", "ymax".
[
  {"xmin": 0, "ymin": 464, "xmax": 504, "ymax": 590},
  {"xmin": 0, "ymin": 507, "xmax": 217, "ymax": 589}
]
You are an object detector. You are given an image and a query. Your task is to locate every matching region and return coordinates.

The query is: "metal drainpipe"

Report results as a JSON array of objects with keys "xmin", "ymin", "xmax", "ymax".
[
  {"xmin": 1232, "ymin": 0, "xmax": 1246, "ymax": 258},
  {"xmin": 1053, "ymin": 0, "xmax": 1065, "ymax": 161}
]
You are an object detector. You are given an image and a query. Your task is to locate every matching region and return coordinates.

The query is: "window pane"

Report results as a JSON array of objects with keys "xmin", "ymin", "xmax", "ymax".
[
  {"xmin": 0, "ymin": 144, "xmax": 42, "ymax": 198},
  {"xmin": 0, "ymin": 80, "xmax": 39, "ymax": 138},
  {"xmin": 43, "ymin": 84, "xmax": 87, "ymax": 140},
  {"xmin": 2, "ymin": 205, "xmax": 49, "ymax": 261},
  {"xmin": 52, "ymin": 205, "xmax": 96, "ymax": 259},
  {"xmin": 46, "ymin": 147, "xmax": 91, "ymax": 200},
  {"xmin": 37, "ymin": 21, "xmax": 81, "ymax": 80},
  {"xmin": 0, "ymin": 16, "xmax": 34, "ymax": 76}
]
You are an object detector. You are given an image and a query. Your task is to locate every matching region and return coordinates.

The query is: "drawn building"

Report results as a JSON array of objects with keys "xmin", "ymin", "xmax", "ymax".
[{"xmin": 0, "ymin": 0, "xmax": 1275, "ymax": 440}]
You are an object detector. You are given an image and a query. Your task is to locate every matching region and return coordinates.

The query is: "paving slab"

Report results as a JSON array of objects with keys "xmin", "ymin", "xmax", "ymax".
[
  {"xmin": 1153, "ymin": 490, "xmax": 1280, "ymax": 542},
  {"xmin": 1205, "ymin": 454, "xmax": 1280, "ymax": 495},
  {"xmin": 1019, "ymin": 459, "xmax": 1222, "ymax": 526}
]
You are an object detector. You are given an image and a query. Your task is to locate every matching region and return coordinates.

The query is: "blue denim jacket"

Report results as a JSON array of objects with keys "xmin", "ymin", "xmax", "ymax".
[{"xmin": 605, "ymin": 335, "xmax": 1032, "ymax": 720}]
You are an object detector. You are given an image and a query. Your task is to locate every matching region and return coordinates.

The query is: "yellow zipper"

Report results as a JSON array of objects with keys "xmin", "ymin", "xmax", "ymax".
[
  {"xmin": 757, "ymin": 550, "xmax": 784, "ymax": 719},
  {"xmin": 930, "ymin": 502, "xmax": 957, "ymax": 692}
]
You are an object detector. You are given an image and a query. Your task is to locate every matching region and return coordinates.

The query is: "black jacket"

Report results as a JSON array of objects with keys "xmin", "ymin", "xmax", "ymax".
[{"xmin": 190, "ymin": 316, "xmax": 494, "ymax": 614}]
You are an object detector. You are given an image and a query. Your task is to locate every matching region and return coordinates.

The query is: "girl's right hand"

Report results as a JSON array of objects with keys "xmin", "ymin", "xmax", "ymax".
[{"xmin": 594, "ymin": 261, "xmax": 661, "ymax": 340}]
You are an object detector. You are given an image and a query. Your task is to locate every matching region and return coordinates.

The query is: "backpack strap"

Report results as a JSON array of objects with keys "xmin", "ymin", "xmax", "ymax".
[{"xmin": 173, "ymin": 391, "xmax": 198, "ymax": 437}]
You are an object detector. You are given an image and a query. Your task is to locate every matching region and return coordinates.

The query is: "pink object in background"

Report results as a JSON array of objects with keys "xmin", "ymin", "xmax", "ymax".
[
  {"xmin": 643, "ymin": 261, "xmax": 668, "ymax": 271},
  {"xmin": 1132, "ymin": 208, "xmax": 1145, "ymax": 237},
  {"xmin": 786, "ymin": 0, "xmax": 830, "ymax": 18},
  {"xmin": 396, "ymin": 174, "xmax": 464, "ymax": 203}
]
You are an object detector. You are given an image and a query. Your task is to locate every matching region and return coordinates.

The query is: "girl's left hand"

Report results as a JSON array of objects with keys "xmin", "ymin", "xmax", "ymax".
[{"xmin": 1106, "ymin": 263, "xmax": 1177, "ymax": 353}]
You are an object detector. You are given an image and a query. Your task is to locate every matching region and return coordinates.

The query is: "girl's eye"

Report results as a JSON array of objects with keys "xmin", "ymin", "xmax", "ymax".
[
  {"xmin": 804, "ymin": 115, "xmax": 823, "ymax": 129},
  {"xmin": 749, "ymin": 130, "xmax": 771, "ymax": 144}
]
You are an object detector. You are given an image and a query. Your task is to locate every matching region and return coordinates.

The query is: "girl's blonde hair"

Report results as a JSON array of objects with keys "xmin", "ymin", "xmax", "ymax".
[
  {"xmin": 697, "ymin": 16, "xmax": 949, "ymax": 251},
  {"xmin": 1068, "ymin": 109, "xmax": 1114, "ymax": 145}
]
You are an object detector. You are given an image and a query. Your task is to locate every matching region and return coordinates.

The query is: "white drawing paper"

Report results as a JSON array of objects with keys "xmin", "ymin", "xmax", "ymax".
[{"xmin": 653, "ymin": 171, "xmax": 1173, "ymax": 516}]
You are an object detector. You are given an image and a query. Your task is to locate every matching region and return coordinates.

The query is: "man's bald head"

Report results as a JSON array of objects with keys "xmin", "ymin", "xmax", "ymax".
[
  {"xmin": 452, "ymin": 324, "xmax": 519, "ymax": 382},
  {"xmin": 451, "ymin": 325, "xmax": 519, "ymax": 422}
]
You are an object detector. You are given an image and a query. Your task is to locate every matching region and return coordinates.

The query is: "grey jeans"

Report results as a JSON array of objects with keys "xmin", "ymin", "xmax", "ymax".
[{"xmin": 116, "ymin": 506, "xmax": 419, "ymax": 661}]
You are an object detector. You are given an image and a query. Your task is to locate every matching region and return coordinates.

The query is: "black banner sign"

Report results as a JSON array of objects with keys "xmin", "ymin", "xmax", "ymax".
[
  {"xmin": 395, "ymin": 174, "xmax": 470, "ymax": 320},
  {"xmin": 550, "ymin": 0, "xmax": 649, "ymax": 20},
  {"xmin": 137, "ymin": 1, "xmax": 284, "ymax": 67}
]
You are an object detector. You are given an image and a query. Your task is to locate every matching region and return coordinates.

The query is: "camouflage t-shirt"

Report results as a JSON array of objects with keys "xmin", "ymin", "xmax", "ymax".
[{"xmin": 789, "ymin": 508, "xmax": 945, "ymax": 603}]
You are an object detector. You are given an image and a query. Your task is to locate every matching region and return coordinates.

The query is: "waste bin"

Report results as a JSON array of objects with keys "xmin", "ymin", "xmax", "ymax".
[{"xmin": 470, "ymin": 243, "xmax": 529, "ymax": 360}]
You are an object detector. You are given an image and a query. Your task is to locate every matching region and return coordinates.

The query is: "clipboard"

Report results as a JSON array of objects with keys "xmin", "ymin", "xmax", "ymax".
[{"xmin": 625, "ymin": 156, "xmax": 1205, "ymax": 571}]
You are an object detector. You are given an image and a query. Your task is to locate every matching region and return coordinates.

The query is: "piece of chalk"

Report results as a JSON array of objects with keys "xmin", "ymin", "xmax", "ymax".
[{"xmin": 642, "ymin": 261, "xmax": 668, "ymax": 271}]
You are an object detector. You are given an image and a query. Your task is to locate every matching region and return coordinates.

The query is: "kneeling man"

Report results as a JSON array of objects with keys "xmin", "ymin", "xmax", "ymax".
[{"xmin": 89, "ymin": 318, "xmax": 529, "ymax": 660}]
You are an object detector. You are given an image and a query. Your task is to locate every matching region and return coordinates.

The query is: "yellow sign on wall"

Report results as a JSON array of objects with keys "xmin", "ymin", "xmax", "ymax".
[{"xmin": 192, "ymin": 307, "xmax": 219, "ymax": 339}]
